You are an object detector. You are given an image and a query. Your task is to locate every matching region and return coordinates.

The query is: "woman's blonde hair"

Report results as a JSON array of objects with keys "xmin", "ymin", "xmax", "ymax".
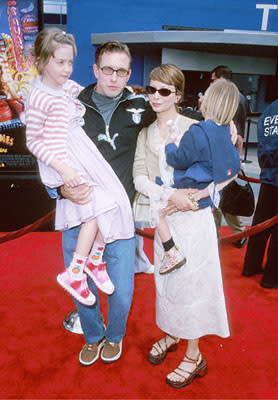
[
  {"xmin": 149, "ymin": 63, "xmax": 184, "ymax": 102},
  {"xmin": 31, "ymin": 27, "xmax": 76, "ymax": 74},
  {"xmin": 200, "ymin": 79, "xmax": 239, "ymax": 125}
]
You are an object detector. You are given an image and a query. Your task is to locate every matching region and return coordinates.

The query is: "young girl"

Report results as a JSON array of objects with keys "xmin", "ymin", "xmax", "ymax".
[
  {"xmin": 25, "ymin": 28, "xmax": 134, "ymax": 306},
  {"xmin": 133, "ymin": 64, "xmax": 239, "ymax": 388}
]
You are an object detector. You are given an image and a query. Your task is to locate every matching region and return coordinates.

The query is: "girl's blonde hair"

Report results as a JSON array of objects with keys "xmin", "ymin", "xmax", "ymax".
[
  {"xmin": 149, "ymin": 63, "xmax": 184, "ymax": 102},
  {"xmin": 200, "ymin": 79, "xmax": 239, "ymax": 125},
  {"xmin": 31, "ymin": 27, "xmax": 77, "ymax": 74}
]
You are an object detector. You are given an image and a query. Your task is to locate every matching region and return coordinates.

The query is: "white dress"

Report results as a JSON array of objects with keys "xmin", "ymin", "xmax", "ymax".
[
  {"xmin": 134, "ymin": 117, "xmax": 230, "ymax": 339},
  {"xmin": 154, "ymin": 208, "xmax": 229, "ymax": 339}
]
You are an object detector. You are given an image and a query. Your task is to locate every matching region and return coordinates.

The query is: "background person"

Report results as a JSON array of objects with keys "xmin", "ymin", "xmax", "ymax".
[{"xmin": 242, "ymin": 98, "xmax": 278, "ymax": 288}]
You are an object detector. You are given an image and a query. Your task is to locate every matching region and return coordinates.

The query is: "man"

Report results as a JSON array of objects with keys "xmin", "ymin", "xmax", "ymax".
[
  {"xmin": 57, "ymin": 41, "xmax": 193, "ymax": 366},
  {"xmin": 242, "ymin": 98, "xmax": 278, "ymax": 288},
  {"xmin": 210, "ymin": 65, "xmax": 248, "ymax": 247}
]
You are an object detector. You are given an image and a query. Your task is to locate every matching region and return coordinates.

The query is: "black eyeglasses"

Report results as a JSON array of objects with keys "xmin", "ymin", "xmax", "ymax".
[
  {"xmin": 98, "ymin": 66, "xmax": 129, "ymax": 77},
  {"xmin": 146, "ymin": 85, "xmax": 176, "ymax": 97}
]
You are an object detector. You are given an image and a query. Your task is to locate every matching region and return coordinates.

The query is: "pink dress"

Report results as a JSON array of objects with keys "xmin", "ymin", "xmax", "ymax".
[{"xmin": 38, "ymin": 89, "xmax": 134, "ymax": 243}]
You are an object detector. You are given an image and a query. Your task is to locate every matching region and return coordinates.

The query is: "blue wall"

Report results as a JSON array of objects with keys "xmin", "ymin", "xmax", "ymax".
[{"xmin": 67, "ymin": 0, "xmax": 278, "ymax": 86}]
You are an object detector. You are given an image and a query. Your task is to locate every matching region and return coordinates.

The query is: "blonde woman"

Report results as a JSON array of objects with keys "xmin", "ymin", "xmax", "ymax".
[{"xmin": 133, "ymin": 64, "xmax": 240, "ymax": 388}]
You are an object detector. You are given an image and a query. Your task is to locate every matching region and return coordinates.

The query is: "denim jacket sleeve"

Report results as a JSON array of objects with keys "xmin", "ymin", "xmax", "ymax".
[{"xmin": 45, "ymin": 186, "xmax": 61, "ymax": 200}]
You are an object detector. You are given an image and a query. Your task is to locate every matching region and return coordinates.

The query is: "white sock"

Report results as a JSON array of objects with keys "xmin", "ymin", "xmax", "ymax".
[
  {"xmin": 69, "ymin": 252, "xmax": 87, "ymax": 278},
  {"xmin": 88, "ymin": 242, "xmax": 105, "ymax": 266}
]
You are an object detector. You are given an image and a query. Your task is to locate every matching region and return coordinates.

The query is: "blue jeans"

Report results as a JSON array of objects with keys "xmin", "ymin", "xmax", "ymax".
[{"xmin": 62, "ymin": 226, "xmax": 135, "ymax": 343}]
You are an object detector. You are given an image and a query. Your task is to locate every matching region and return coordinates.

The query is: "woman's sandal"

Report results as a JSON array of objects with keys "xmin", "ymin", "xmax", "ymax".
[
  {"xmin": 166, "ymin": 353, "xmax": 208, "ymax": 388},
  {"xmin": 148, "ymin": 334, "xmax": 180, "ymax": 365}
]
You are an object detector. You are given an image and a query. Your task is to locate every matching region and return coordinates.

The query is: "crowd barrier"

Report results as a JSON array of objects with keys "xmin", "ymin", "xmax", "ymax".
[{"xmin": 0, "ymin": 173, "xmax": 277, "ymax": 246}]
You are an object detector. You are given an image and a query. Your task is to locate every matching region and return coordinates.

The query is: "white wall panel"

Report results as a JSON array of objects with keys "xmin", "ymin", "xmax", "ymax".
[{"xmin": 162, "ymin": 48, "xmax": 277, "ymax": 75}]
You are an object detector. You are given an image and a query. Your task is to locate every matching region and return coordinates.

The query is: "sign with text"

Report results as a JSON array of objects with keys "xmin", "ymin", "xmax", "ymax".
[{"xmin": 0, "ymin": 0, "xmax": 40, "ymax": 174}]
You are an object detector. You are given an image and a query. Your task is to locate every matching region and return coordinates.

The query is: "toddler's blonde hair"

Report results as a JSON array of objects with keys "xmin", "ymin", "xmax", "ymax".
[{"xmin": 200, "ymin": 79, "xmax": 239, "ymax": 125}]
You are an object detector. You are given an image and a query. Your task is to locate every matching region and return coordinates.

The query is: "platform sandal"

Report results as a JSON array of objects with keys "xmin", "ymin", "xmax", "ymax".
[
  {"xmin": 166, "ymin": 353, "xmax": 208, "ymax": 388},
  {"xmin": 148, "ymin": 334, "xmax": 180, "ymax": 365}
]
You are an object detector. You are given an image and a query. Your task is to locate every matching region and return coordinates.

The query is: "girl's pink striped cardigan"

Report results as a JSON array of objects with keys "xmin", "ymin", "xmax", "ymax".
[{"xmin": 25, "ymin": 78, "xmax": 83, "ymax": 165}]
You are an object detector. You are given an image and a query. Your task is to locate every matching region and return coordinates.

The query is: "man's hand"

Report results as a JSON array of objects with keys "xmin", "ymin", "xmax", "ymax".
[
  {"xmin": 60, "ymin": 183, "xmax": 92, "ymax": 204},
  {"xmin": 164, "ymin": 188, "xmax": 199, "ymax": 215}
]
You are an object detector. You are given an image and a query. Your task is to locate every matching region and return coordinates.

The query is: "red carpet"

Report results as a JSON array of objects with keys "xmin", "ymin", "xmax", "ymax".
[{"xmin": 0, "ymin": 228, "xmax": 278, "ymax": 399}]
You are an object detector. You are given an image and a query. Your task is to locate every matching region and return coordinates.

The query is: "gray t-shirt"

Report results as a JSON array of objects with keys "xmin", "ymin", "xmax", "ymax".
[{"xmin": 92, "ymin": 88, "xmax": 122, "ymax": 124}]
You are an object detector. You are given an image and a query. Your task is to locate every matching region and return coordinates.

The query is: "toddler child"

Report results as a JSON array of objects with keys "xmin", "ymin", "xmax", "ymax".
[{"xmin": 156, "ymin": 79, "xmax": 241, "ymax": 274}]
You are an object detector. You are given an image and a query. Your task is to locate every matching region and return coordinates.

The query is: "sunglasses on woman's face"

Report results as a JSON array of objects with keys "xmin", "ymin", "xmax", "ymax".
[{"xmin": 146, "ymin": 85, "xmax": 176, "ymax": 97}]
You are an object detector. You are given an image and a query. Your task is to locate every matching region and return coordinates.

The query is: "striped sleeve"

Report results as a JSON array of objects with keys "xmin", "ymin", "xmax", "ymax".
[
  {"xmin": 25, "ymin": 89, "xmax": 56, "ymax": 165},
  {"xmin": 65, "ymin": 79, "xmax": 83, "ymax": 98}
]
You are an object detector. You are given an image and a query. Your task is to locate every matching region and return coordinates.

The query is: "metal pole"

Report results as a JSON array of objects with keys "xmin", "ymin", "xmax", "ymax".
[{"xmin": 242, "ymin": 117, "xmax": 252, "ymax": 164}]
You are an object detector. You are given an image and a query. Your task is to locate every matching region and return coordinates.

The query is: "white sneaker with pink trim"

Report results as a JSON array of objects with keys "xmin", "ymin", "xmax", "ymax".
[
  {"xmin": 159, "ymin": 246, "xmax": 186, "ymax": 275},
  {"xmin": 57, "ymin": 270, "xmax": 96, "ymax": 306},
  {"xmin": 85, "ymin": 262, "xmax": 115, "ymax": 295}
]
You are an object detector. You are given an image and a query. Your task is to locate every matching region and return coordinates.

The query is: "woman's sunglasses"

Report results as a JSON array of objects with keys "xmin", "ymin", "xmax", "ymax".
[{"xmin": 146, "ymin": 85, "xmax": 176, "ymax": 97}]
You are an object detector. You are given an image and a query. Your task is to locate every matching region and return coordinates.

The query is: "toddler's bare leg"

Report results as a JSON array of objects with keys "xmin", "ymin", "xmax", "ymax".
[{"xmin": 76, "ymin": 219, "xmax": 99, "ymax": 257}]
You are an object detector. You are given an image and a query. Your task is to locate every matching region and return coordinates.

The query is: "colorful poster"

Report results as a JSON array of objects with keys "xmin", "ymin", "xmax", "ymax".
[{"xmin": 0, "ymin": 0, "xmax": 40, "ymax": 173}]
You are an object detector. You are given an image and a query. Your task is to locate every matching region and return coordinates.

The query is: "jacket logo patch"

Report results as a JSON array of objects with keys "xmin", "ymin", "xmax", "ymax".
[
  {"xmin": 126, "ymin": 108, "xmax": 145, "ymax": 124},
  {"xmin": 98, "ymin": 126, "xmax": 119, "ymax": 150}
]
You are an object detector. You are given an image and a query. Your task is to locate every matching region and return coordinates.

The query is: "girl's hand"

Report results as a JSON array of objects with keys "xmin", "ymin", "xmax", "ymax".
[
  {"xmin": 166, "ymin": 120, "xmax": 180, "ymax": 145},
  {"xmin": 59, "ymin": 164, "xmax": 81, "ymax": 188},
  {"xmin": 159, "ymin": 207, "xmax": 168, "ymax": 217},
  {"xmin": 230, "ymin": 120, "xmax": 238, "ymax": 145},
  {"xmin": 49, "ymin": 157, "xmax": 82, "ymax": 188}
]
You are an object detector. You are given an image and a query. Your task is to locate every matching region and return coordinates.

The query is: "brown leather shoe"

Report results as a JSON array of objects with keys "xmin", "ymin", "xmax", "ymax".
[
  {"xmin": 101, "ymin": 340, "xmax": 122, "ymax": 363},
  {"xmin": 79, "ymin": 337, "xmax": 105, "ymax": 366}
]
